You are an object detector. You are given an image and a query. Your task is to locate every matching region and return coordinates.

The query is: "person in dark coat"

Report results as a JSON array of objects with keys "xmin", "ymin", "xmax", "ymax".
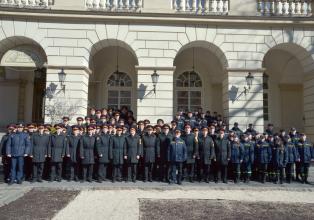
[
  {"xmin": 272, "ymin": 136, "xmax": 288, "ymax": 184},
  {"xmin": 30, "ymin": 124, "xmax": 50, "ymax": 182},
  {"xmin": 284, "ymin": 136, "xmax": 299, "ymax": 183},
  {"xmin": 198, "ymin": 127, "xmax": 215, "ymax": 183},
  {"xmin": 214, "ymin": 129, "xmax": 231, "ymax": 183},
  {"xmin": 296, "ymin": 134, "xmax": 313, "ymax": 184},
  {"xmin": 142, "ymin": 125, "xmax": 160, "ymax": 182},
  {"xmin": 109, "ymin": 126, "xmax": 126, "ymax": 182},
  {"xmin": 0, "ymin": 124, "xmax": 15, "ymax": 183},
  {"xmin": 157, "ymin": 124, "xmax": 173, "ymax": 182},
  {"xmin": 256, "ymin": 135, "xmax": 272, "ymax": 183},
  {"xmin": 230, "ymin": 136, "xmax": 243, "ymax": 183},
  {"xmin": 125, "ymin": 126, "xmax": 142, "ymax": 182},
  {"xmin": 79, "ymin": 125, "xmax": 96, "ymax": 182},
  {"xmin": 62, "ymin": 116, "xmax": 72, "ymax": 136},
  {"xmin": 66, "ymin": 126, "xmax": 81, "ymax": 181},
  {"xmin": 95, "ymin": 125, "xmax": 111, "ymax": 182},
  {"xmin": 48, "ymin": 124, "xmax": 67, "ymax": 182},
  {"xmin": 181, "ymin": 124, "xmax": 198, "ymax": 182},
  {"xmin": 25, "ymin": 123, "xmax": 36, "ymax": 181},
  {"xmin": 168, "ymin": 129, "xmax": 187, "ymax": 185},
  {"xmin": 241, "ymin": 134, "xmax": 254, "ymax": 183},
  {"xmin": 6, "ymin": 124, "xmax": 31, "ymax": 184}
]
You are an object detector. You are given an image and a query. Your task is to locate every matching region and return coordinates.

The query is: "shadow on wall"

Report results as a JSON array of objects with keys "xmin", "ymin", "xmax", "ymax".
[{"xmin": 138, "ymin": 83, "xmax": 147, "ymax": 101}]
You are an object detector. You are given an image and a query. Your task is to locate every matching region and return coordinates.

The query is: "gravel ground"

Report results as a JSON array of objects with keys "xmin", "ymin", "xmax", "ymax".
[
  {"xmin": 140, "ymin": 199, "xmax": 314, "ymax": 220},
  {"xmin": 0, "ymin": 189, "xmax": 79, "ymax": 220}
]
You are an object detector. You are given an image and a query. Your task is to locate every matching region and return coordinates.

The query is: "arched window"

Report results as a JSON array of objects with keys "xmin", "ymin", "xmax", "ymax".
[
  {"xmin": 107, "ymin": 71, "xmax": 132, "ymax": 110},
  {"xmin": 175, "ymin": 71, "xmax": 202, "ymax": 112}
]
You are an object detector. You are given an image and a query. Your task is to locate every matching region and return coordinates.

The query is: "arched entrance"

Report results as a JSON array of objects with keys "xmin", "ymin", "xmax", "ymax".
[
  {"xmin": 0, "ymin": 37, "xmax": 47, "ymax": 129},
  {"xmin": 263, "ymin": 43, "xmax": 314, "ymax": 133},
  {"xmin": 173, "ymin": 41, "xmax": 228, "ymax": 116},
  {"xmin": 88, "ymin": 39, "xmax": 138, "ymax": 114}
]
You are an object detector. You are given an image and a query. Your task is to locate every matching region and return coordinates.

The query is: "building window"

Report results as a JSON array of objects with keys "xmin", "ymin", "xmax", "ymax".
[
  {"xmin": 107, "ymin": 71, "xmax": 132, "ymax": 110},
  {"xmin": 263, "ymin": 73, "xmax": 269, "ymax": 121},
  {"xmin": 176, "ymin": 71, "xmax": 202, "ymax": 112}
]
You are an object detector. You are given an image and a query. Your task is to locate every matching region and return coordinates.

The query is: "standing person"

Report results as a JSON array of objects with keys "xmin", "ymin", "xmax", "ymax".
[
  {"xmin": 49, "ymin": 124, "xmax": 67, "ymax": 182},
  {"xmin": 181, "ymin": 124, "xmax": 198, "ymax": 182},
  {"xmin": 296, "ymin": 134, "xmax": 313, "ymax": 184},
  {"xmin": 142, "ymin": 125, "xmax": 159, "ymax": 182},
  {"xmin": 95, "ymin": 125, "xmax": 111, "ymax": 182},
  {"xmin": 241, "ymin": 134, "xmax": 254, "ymax": 183},
  {"xmin": 0, "ymin": 124, "xmax": 15, "ymax": 183},
  {"xmin": 66, "ymin": 125, "xmax": 81, "ymax": 182},
  {"xmin": 125, "ymin": 126, "xmax": 142, "ymax": 182},
  {"xmin": 6, "ymin": 124, "xmax": 31, "ymax": 185},
  {"xmin": 198, "ymin": 127, "xmax": 215, "ymax": 183},
  {"xmin": 80, "ymin": 125, "xmax": 96, "ymax": 182},
  {"xmin": 109, "ymin": 126, "xmax": 126, "ymax": 182},
  {"xmin": 256, "ymin": 135, "xmax": 272, "ymax": 183},
  {"xmin": 272, "ymin": 136, "xmax": 288, "ymax": 184},
  {"xmin": 284, "ymin": 136, "xmax": 299, "ymax": 183},
  {"xmin": 214, "ymin": 129, "xmax": 231, "ymax": 183},
  {"xmin": 30, "ymin": 124, "xmax": 50, "ymax": 182},
  {"xmin": 168, "ymin": 129, "xmax": 187, "ymax": 185},
  {"xmin": 157, "ymin": 124, "xmax": 173, "ymax": 182},
  {"xmin": 230, "ymin": 136, "xmax": 243, "ymax": 183}
]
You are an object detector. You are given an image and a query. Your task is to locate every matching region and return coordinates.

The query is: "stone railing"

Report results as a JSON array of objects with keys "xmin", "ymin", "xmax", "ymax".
[
  {"xmin": 0, "ymin": 0, "xmax": 54, "ymax": 8},
  {"xmin": 86, "ymin": 0, "xmax": 142, "ymax": 12},
  {"xmin": 257, "ymin": 0, "xmax": 312, "ymax": 16},
  {"xmin": 172, "ymin": 0, "xmax": 229, "ymax": 14}
]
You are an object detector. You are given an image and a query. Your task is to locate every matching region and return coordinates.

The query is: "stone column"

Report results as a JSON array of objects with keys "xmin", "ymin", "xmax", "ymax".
[
  {"xmin": 44, "ymin": 66, "xmax": 91, "ymax": 124},
  {"xmin": 223, "ymin": 69, "xmax": 264, "ymax": 133},
  {"xmin": 304, "ymin": 74, "xmax": 314, "ymax": 142},
  {"xmin": 136, "ymin": 66, "xmax": 175, "ymax": 124},
  {"xmin": 17, "ymin": 80, "xmax": 27, "ymax": 123}
]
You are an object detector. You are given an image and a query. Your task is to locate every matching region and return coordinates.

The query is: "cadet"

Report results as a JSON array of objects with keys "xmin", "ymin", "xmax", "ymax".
[
  {"xmin": 66, "ymin": 125, "xmax": 81, "ymax": 181},
  {"xmin": 0, "ymin": 124, "xmax": 15, "ymax": 183},
  {"xmin": 284, "ymin": 136, "xmax": 299, "ymax": 183},
  {"xmin": 125, "ymin": 126, "xmax": 142, "ymax": 182},
  {"xmin": 6, "ymin": 124, "xmax": 31, "ymax": 185},
  {"xmin": 181, "ymin": 124, "xmax": 198, "ymax": 182},
  {"xmin": 168, "ymin": 129, "xmax": 187, "ymax": 185},
  {"xmin": 142, "ymin": 125, "xmax": 160, "ymax": 182},
  {"xmin": 198, "ymin": 127, "xmax": 215, "ymax": 183},
  {"xmin": 296, "ymin": 134, "xmax": 313, "ymax": 184},
  {"xmin": 80, "ymin": 125, "xmax": 96, "ymax": 182},
  {"xmin": 256, "ymin": 135, "xmax": 272, "ymax": 183},
  {"xmin": 62, "ymin": 116, "xmax": 72, "ymax": 135},
  {"xmin": 185, "ymin": 112, "xmax": 197, "ymax": 129},
  {"xmin": 241, "ymin": 134, "xmax": 254, "ymax": 183},
  {"xmin": 95, "ymin": 125, "xmax": 111, "ymax": 182},
  {"xmin": 272, "ymin": 136, "xmax": 288, "ymax": 184},
  {"xmin": 230, "ymin": 135, "xmax": 243, "ymax": 183},
  {"xmin": 30, "ymin": 124, "xmax": 50, "ymax": 182},
  {"xmin": 231, "ymin": 122, "xmax": 243, "ymax": 138},
  {"xmin": 49, "ymin": 124, "xmax": 67, "ymax": 182},
  {"xmin": 109, "ymin": 126, "xmax": 126, "ymax": 182},
  {"xmin": 174, "ymin": 113, "xmax": 185, "ymax": 131},
  {"xmin": 214, "ymin": 129, "xmax": 230, "ymax": 183},
  {"xmin": 157, "ymin": 124, "xmax": 173, "ymax": 182}
]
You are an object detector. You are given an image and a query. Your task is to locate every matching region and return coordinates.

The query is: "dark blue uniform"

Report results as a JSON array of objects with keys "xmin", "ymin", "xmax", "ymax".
[
  {"xmin": 296, "ymin": 140, "xmax": 313, "ymax": 183},
  {"xmin": 6, "ymin": 132, "xmax": 31, "ymax": 184},
  {"xmin": 284, "ymin": 141, "xmax": 299, "ymax": 183},
  {"xmin": 256, "ymin": 140, "xmax": 272, "ymax": 183},
  {"xmin": 96, "ymin": 133, "xmax": 111, "ymax": 182},
  {"xmin": 241, "ymin": 140, "xmax": 254, "ymax": 182},
  {"xmin": 230, "ymin": 141, "xmax": 244, "ymax": 183},
  {"xmin": 168, "ymin": 137, "xmax": 187, "ymax": 184}
]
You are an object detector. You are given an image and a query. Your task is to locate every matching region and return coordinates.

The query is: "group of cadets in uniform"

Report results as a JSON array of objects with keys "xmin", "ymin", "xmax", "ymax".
[{"xmin": 1, "ymin": 107, "xmax": 314, "ymax": 185}]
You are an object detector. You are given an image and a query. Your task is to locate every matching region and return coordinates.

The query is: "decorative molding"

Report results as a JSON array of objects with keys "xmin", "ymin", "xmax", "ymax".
[
  {"xmin": 45, "ymin": 65, "xmax": 92, "ymax": 75},
  {"xmin": 136, "ymin": 66, "xmax": 176, "ymax": 71}
]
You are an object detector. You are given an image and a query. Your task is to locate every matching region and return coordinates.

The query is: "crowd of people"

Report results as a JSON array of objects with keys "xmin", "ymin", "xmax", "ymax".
[{"xmin": 1, "ymin": 106, "xmax": 313, "ymax": 185}]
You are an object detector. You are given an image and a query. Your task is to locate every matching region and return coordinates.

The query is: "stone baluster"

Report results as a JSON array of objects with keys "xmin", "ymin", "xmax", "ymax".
[
  {"xmin": 21, "ymin": 0, "xmax": 27, "ymax": 5},
  {"xmin": 86, "ymin": 0, "xmax": 92, "ymax": 8},
  {"xmin": 217, "ymin": 0, "xmax": 223, "ymax": 13},
  {"xmin": 99, "ymin": 0, "xmax": 105, "ymax": 9},
  {"xmin": 197, "ymin": 0, "xmax": 201, "ymax": 12},
  {"xmin": 137, "ymin": 0, "xmax": 142, "ymax": 9},
  {"xmin": 211, "ymin": 0, "xmax": 217, "ymax": 12},
  {"xmin": 295, "ymin": 0, "xmax": 301, "ymax": 14},
  {"xmin": 190, "ymin": 0, "xmax": 195, "ymax": 11},
  {"xmin": 92, "ymin": 0, "xmax": 98, "ymax": 8},
  {"xmin": 124, "ymin": 0, "xmax": 129, "ymax": 10},
  {"xmin": 257, "ymin": 0, "xmax": 263, "ymax": 13},
  {"xmin": 204, "ymin": 0, "xmax": 209, "ymax": 13},
  {"xmin": 178, "ymin": 0, "xmax": 183, "ymax": 11},
  {"xmin": 105, "ymin": 0, "xmax": 110, "ymax": 9},
  {"xmin": 112, "ymin": 0, "xmax": 117, "ymax": 9},
  {"xmin": 48, "ymin": 0, "xmax": 53, "ymax": 5},
  {"xmin": 307, "ymin": 0, "xmax": 312, "ymax": 15},
  {"xmin": 28, "ymin": 0, "xmax": 35, "ymax": 6},
  {"xmin": 35, "ymin": 0, "xmax": 40, "ymax": 6},
  {"xmin": 289, "ymin": 0, "xmax": 294, "ymax": 15},
  {"xmin": 265, "ymin": 0, "xmax": 271, "ymax": 14},
  {"xmin": 117, "ymin": 0, "xmax": 122, "ymax": 9},
  {"xmin": 300, "ymin": 0, "xmax": 305, "ymax": 14},
  {"xmin": 42, "ymin": 0, "xmax": 48, "ymax": 7},
  {"xmin": 223, "ymin": 0, "xmax": 228, "ymax": 13}
]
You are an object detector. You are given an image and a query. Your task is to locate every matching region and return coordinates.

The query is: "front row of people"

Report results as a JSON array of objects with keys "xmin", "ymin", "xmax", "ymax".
[{"xmin": 2, "ymin": 123, "xmax": 314, "ymax": 185}]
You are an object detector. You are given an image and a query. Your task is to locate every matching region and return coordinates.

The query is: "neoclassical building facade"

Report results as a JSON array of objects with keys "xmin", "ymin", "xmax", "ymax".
[{"xmin": 0, "ymin": 0, "xmax": 313, "ymax": 140}]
